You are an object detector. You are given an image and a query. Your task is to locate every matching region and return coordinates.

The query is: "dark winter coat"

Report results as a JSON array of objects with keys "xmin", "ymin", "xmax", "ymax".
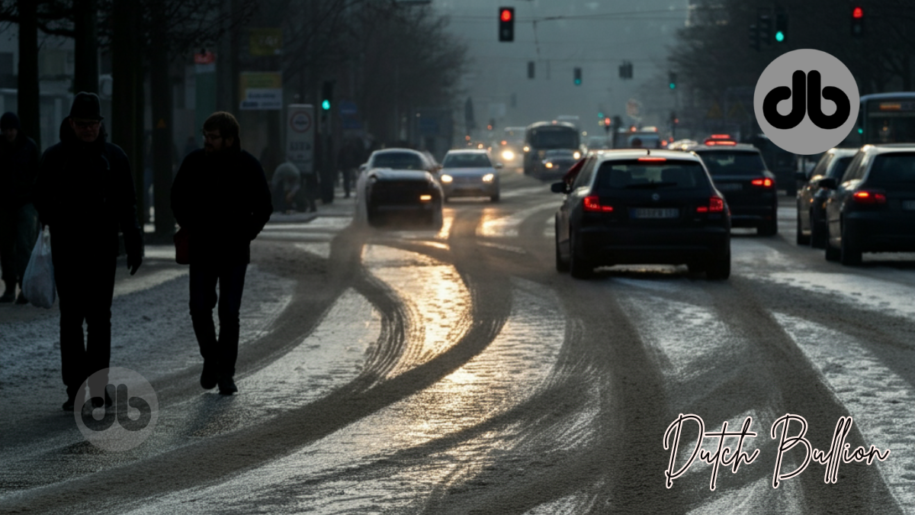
[
  {"xmin": 170, "ymin": 148, "xmax": 272, "ymax": 265},
  {"xmin": 0, "ymin": 134, "xmax": 40, "ymax": 212},
  {"xmin": 34, "ymin": 119, "xmax": 143, "ymax": 260}
]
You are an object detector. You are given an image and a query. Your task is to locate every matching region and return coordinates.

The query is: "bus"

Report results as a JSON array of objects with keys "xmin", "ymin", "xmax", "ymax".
[
  {"xmin": 523, "ymin": 121, "xmax": 581, "ymax": 176},
  {"xmin": 846, "ymin": 92, "xmax": 915, "ymax": 146}
]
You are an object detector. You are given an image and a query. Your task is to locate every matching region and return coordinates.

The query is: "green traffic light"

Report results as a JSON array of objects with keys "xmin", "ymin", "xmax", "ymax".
[
  {"xmin": 858, "ymin": 128, "xmax": 864, "ymax": 134},
  {"xmin": 321, "ymin": 100, "xmax": 331, "ymax": 110},
  {"xmin": 669, "ymin": 83, "xmax": 676, "ymax": 89},
  {"xmin": 775, "ymin": 31, "xmax": 785, "ymax": 42},
  {"xmin": 574, "ymin": 79, "xmax": 581, "ymax": 85},
  {"xmin": 598, "ymin": 112, "xmax": 604, "ymax": 118}
]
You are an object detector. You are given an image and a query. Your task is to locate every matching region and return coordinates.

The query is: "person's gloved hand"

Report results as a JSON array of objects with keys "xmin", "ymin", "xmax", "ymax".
[{"xmin": 127, "ymin": 253, "xmax": 142, "ymax": 275}]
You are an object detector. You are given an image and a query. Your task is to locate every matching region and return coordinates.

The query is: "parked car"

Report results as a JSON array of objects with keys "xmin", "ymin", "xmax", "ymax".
[
  {"xmin": 355, "ymin": 149, "xmax": 443, "ymax": 229},
  {"xmin": 795, "ymin": 148, "xmax": 856, "ymax": 247},
  {"xmin": 552, "ymin": 150, "xmax": 731, "ymax": 279},
  {"xmin": 823, "ymin": 144, "xmax": 915, "ymax": 265},
  {"xmin": 690, "ymin": 143, "xmax": 778, "ymax": 236},
  {"xmin": 438, "ymin": 149, "xmax": 502, "ymax": 202}
]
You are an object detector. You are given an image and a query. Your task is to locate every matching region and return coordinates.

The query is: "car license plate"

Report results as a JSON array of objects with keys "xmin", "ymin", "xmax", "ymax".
[
  {"xmin": 717, "ymin": 183, "xmax": 742, "ymax": 191},
  {"xmin": 631, "ymin": 208, "xmax": 679, "ymax": 219},
  {"xmin": 904, "ymin": 200, "xmax": 915, "ymax": 211}
]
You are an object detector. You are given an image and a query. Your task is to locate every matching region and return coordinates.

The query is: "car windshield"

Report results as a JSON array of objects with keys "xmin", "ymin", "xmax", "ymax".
[
  {"xmin": 827, "ymin": 156, "xmax": 854, "ymax": 179},
  {"xmin": 442, "ymin": 153, "xmax": 492, "ymax": 168},
  {"xmin": 696, "ymin": 151, "xmax": 766, "ymax": 176},
  {"xmin": 868, "ymin": 153, "xmax": 915, "ymax": 185},
  {"xmin": 596, "ymin": 161, "xmax": 708, "ymax": 191},
  {"xmin": 530, "ymin": 128, "xmax": 579, "ymax": 149},
  {"xmin": 372, "ymin": 152, "xmax": 426, "ymax": 170}
]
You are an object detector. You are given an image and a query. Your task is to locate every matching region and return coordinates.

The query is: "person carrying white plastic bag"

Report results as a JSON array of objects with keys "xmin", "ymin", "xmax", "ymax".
[{"xmin": 21, "ymin": 226, "xmax": 55, "ymax": 308}]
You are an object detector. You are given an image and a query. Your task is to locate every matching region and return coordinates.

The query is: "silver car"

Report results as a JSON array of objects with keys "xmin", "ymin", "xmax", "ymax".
[{"xmin": 438, "ymin": 149, "xmax": 502, "ymax": 202}]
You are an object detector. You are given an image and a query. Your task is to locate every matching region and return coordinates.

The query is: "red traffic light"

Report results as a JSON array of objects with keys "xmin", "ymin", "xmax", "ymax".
[
  {"xmin": 604, "ymin": 117, "xmax": 611, "ymax": 126},
  {"xmin": 852, "ymin": 6, "xmax": 864, "ymax": 19},
  {"xmin": 500, "ymin": 9, "xmax": 513, "ymax": 22}
]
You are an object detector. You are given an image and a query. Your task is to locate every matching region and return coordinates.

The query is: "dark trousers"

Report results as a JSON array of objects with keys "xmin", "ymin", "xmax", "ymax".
[
  {"xmin": 189, "ymin": 262, "xmax": 247, "ymax": 378},
  {"xmin": 0, "ymin": 204, "xmax": 38, "ymax": 292},
  {"xmin": 53, "ymin": 251, "xmax": 117, "ymax": 397},
  {"xmin": 341, "ymin": 168, "xmax": 354, "ymax": 196}
]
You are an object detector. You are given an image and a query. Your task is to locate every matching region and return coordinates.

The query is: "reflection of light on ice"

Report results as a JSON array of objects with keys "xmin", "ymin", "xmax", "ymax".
[
  {"xmin": 765, "ymin": 272, "xmax": 915, "ymax": 319},
  {"xmin": 476, "ymin": 205, "xmax": 546, "ymax": 237}
]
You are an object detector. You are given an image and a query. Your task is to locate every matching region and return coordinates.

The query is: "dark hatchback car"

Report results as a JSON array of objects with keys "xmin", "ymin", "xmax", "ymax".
[
  {"xmin": 553, "ymin": 150, "xmax": 731, "ymax": 279},
  {"xmin": 690, "ymin": 144, "xmax": 778, "ymax": 235},
  {"xmin": 823, "ymin": 145, "xmax": 915, "ymax": 265},
  {"xmin": 795, "ymin": 148, "xmax": 856, "ymax": 247}
]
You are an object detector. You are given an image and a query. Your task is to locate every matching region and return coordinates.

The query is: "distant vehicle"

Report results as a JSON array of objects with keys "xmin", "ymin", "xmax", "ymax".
[
  {"xmin": 691, "ymin": 143, "xmax": 778, "ymax": 236},
  {"xmin": 355, "ymin": 149, "xmax": 443, "ymax": 229},
  {"xmin": 497, "ymin": 126, "xmax": 527, "ymax": 165},
  {"xmin": 552, "ymin": 150, "xmax": 731, "ymax": 279},
  {"xmin": 619, "ymin": 128, "xmax": 662, "ymax": 149},
  {"xmin": 795, "ymin": 148, "xmax": 857, "ymax": 247},
  {"xmin": 555, "ymin": 115, "xmax": 580, "ymax": 129},
  {"xmin": 537, "ymin": 149, "xmax": 578, "ymax": 181},
  {"xmin": 845, "ymin": 92, "xmax": 915, "ymax": 146},
  {"xmin": 523, "ymin": 121, "xmax": 581, "ymax": 176},
  {"xmin": 822, "ymin": 144, "xmax": 915, "ymax": 265},
  {"xmin": 439, "ymin": 149, "xmax": 502, "ymax": 202}
]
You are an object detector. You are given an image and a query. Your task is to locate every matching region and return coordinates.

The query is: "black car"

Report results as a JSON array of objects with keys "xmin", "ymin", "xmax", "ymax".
[
  {"xmin": 537, "ymin": 149, "xmax": 579, "ymax": 181},
  {"xmin": 553, "ymin": 150, "xmax": 731, "ymax": 279},
  {"xmin": 355, "ymin": 149, "xmax": 444, "ymax": 229},
  {"xmin": 690, "ymin": 144, "xmax": 778, "ymax": 235},
  {"xmin": 823, "ymin": 145, "xmax": 915, "ymax": 265},
  {"xmin": 795, "ymin": 148, "xmax": 856, "ymax": 247}
]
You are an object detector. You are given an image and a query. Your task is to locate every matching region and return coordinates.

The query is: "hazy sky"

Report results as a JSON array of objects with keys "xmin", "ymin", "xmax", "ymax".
[{"xmin": 433, "ymin": 0, "xmax": 689, "ymax": 135}]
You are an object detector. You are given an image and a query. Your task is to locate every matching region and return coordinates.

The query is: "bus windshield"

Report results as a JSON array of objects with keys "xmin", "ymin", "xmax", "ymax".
[
  {"xmin": 528, "ymin": 127, "xmax": 579, "ymax": 149},
  {"xmin": 862, "ymin": 97, "xmax": 915, "ymax": 144}
]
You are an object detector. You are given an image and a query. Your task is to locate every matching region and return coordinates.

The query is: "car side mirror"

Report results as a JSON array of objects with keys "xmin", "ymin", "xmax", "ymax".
[
  {"xmin": 495, "ymin": 163, "xmax": 504, "ymax": 169},
  {"xmin": 819, "ymin": 178, "xmax": 837, "ymax": 189},
  {"xmin": 551, "ymin": 182, "xmax": 568, "ymax": 194}
]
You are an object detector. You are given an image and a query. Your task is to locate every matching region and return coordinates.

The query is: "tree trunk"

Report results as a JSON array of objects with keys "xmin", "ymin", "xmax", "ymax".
[
  {"xmin": 17, "ymin": 0, "xmax": 40, "ymax": 148},
  {"xmin": 150, "ymin": 1, "xmax": 175, "ymax": 236},
  {"xmin": 73, "ymin": 0, "xmax": 99, "ymax": 94},
  {"xmin": 112, "ymin": 0, "xmax": 142, "ymax": 226}
]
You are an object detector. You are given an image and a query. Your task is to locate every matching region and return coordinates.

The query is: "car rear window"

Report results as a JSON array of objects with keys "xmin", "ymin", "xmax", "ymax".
[
  {"xmin": 696, "ymin": 151, "xmax": 765, "ymax": 176},
  {"xmin": 868, "ymin": 153, "xmax": 915, "ymax": 185},
  {"xmin": 372, "ymin": 153, "xmax": 425, "ymax": 170},
  {"xmin": 827, "ymin": 156, "xmax": 854, "ymax": 179},
  {"xmin": 443, "ymin": 153, "xmax": 491, "ymax": 168},
  {"xmin": 595, "ymin": 160, "xmax": 709, "ymax": 191}
]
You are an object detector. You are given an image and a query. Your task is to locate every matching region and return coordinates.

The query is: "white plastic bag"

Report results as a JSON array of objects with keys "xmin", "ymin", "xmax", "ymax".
[{"xmin": 22, "ymin": 227, "xmax": 56, "ymax": 308}]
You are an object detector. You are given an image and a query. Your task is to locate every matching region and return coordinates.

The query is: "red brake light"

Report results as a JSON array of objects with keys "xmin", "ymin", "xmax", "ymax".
[
  {"xmin": 704, "ymin": 140, "xmax": 737, "ymax": 146},
  {"xmin": 637, "ymin": 157, "xmax": 667, "ymax": 162},
  {"xmin": 696, "ymin": 196, "xmax": 725, "ymax": 213},
  {"xmin": 583, "ymin": 195, "xmax": 613, "ymax": 212},
  {"xmin": 710, "ymin": 134, "xmax": 732, "ymax": 140},
  {"xmin": 852, "ymin": 190, "xmax": 886, "ymax": 204},
  {"xmin": 751, "ymin": 178, "xmax": 774, "ymax": 188}
]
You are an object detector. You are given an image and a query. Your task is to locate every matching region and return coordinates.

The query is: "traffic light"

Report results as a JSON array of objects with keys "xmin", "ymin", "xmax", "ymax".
[
  {"xmin": 749, "ymin": 22, "xmax": 760, "ymax": 51},
  {"xmin": 775, "ymin": 10, "xmax": 788, "ymax": 43},
  {"xmin": 603, "ymin": 117, "xmax": 611, "ymax": 133},
  {"xmin": 851, "ymin": 6, "xmax": 864, "ymax": 38},
  {"xmin": 619, "ymin": 61, "xmax": 633, "ymax": 79},
  {"xmin": 321, "ymin": 81, "xmax": 333, "ymax": 111},
  {"xmin": 499, "ymin": 7, "xmax": 514, "ymax": 42},
  {"xmin": 574, "ymin": 67, "xmax": 582, "ymax": 86},
  {"xmin": 527, "ymin": 61, "xmax": 535, "ymax": 79},
  {"xmin": 598, "ymin": 111, "xmax": 604, "ymax": 119},
  {"xmin": 668, "ymin": 72, "xmax": 677, "ymax": 90}
]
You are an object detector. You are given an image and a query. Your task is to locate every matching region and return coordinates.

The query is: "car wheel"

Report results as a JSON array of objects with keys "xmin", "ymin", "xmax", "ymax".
[
  {"xmin": 555, "ymin": 223, "xmax": 569, "ymax": 273},
  {"xmin": 810, "ymin": 219, "xmax": 827, "ymax": 249},
  {"xmin": 796, "ymin": 210, "xmax": 810, "ymax": 245},
  {"xmin": 824, "ymin": 225, "xmax": 841, "ymax": 261},
  {"xmin": 491, "ymin": 193, "xmax": 500, "ymax": 202},
  {"xmin": 758, "ymin": 219, "xmax": 778, "ymax": 236},
  {"xmin": 706, "ymin": 250, "xmax": 731, "ymax": 280},
  {"xmin": 840, "ymin": 224, "xmax": 862, "ymax": 266},
  {"xmin": 569, "ymin": 231, "xmax": 592, "ymax": 279}
]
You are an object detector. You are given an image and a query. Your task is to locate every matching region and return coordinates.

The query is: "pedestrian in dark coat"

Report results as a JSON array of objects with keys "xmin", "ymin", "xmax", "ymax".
[
  {"xmin": 170, "ymin": 111, "xmax": 272, "ymax": 395},
  {"xmin": 0, "ymin": 112, "xmax": 41, "ymax": 304},
  {"xmin": 33, "ymin": 92, "xmax": 144, "ymax": 411}
]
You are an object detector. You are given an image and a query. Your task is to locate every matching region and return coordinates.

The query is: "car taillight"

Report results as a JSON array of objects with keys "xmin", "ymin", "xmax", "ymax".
[
  {"xmin": 583, "ymin": 195, "xmax": 613, "ymax": 212},
  {"xmin": 852, "ymin": 190, "xmax": 887, "ymax": 204},
  {"xmin": 750, "ymin": 178, "xmax": 774, "ymax": 188},
  {"xmin": 696, "ymin": 196, "xmax": 725, "ymax": 213}
]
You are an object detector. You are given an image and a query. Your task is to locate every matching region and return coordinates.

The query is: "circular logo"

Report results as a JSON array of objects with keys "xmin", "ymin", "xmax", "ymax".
[
  {"xmin": 74, "ymin": 367, "xmax": 159, "ymax": 452},
  {"xmin": 290, "ymin": 111, "xmax": 312, "ymax": 133},
  {"xmin": 753, "ymin": 49, "xmax": 859, "ymax": 155}
]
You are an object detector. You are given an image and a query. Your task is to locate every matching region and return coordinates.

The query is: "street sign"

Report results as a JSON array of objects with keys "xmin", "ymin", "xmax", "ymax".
[
  {"xmin": 287, "ymin": 105, "xmax": 315, "ymax": 175},
  {"xmin": 707, "ymin": 102, "xmax": 723, "ymax": 119},
  {"xmin": 249, "ymin": 28, "xmax": 283, "ymax": 56},
  {"xmin": 240, "ymin": 72, "xmax": 282, "ymax": 110}
]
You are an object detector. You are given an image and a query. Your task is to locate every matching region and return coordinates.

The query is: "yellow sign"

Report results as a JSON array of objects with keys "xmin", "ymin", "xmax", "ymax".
[
  {"xmin": 249, "ymin": 28, "xmax": 282, "ymax": 56},
  {"xmin": 706, "ymin": 102, "xmax": 723, "ymax": 119},
  {"xmin": 728, "ymin": 101, "xmax": 748, "ymax": 119}
]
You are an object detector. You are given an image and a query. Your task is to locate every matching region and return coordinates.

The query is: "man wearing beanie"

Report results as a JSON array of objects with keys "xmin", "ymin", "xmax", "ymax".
[
  {"xmin": 34, "ymin": 92, "xmax": 145, "ymax": 411},
  {"xmin": 0, "ymin": 112, "xmax": 40, "ymax": 304},
  {"xmin": 171, "ymin": 112, "xmax": 272, "ymax": 395}
]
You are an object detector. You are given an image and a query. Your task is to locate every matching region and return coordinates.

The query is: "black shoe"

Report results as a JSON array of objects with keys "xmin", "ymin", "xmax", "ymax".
[
  {"xmin": 217, "ymin": 377, "xmax": 238, "ymax": 395},
  {"xmin": 200, "ymin": 361, "xmax": 218, "ymax": 390},
  {"xmin": 15, "ymin": 293, "xmax": 27, "ymax": 305}
]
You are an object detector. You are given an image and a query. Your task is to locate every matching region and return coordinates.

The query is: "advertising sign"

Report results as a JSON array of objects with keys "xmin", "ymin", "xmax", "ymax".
[
  {"xmin": 240, "ymin": 72, "xmax": 282, "ymax": 110},
  {"xmin": 286, "ymin": 104, "xmax": 315, "ymax": 175}
]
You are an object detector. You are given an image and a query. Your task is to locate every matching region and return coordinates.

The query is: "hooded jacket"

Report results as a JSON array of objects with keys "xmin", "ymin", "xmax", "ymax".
[
  {"xmin": 170, "ymin": 147, "xmax": 272, "ymax": 265},
  {"xmin": 34, "ymin": 119, "xmax": 143, "ymax": 259}
]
